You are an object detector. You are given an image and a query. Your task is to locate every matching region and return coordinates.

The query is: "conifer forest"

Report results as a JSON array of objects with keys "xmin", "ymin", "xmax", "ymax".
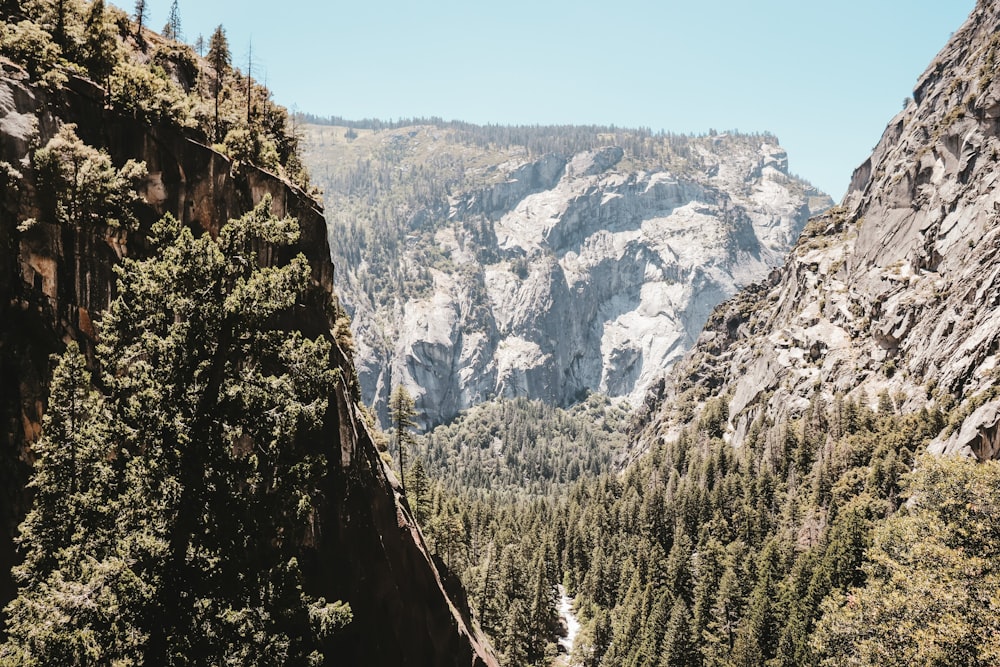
[{"xmin": 1, "ymin": 1, "xmax": 999, "ymax": 666}]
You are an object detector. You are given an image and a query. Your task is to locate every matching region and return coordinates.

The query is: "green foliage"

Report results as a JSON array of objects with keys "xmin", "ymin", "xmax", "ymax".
[
  {"xmin": 219, "ymin": 125, "xmax": 281, "ymax": 173},
  {"xmin": 420, "ymin": 387, "xmax": 950, "ymax": 666},
  {"xmin": 0, "ymin": 342, "xmax": 146, "ymax": 666},
  {"xmin": 207, "ymin": 24, "xmax": 230, "ymax": 141},
  {"xmin": 33, "ymin": 124, "xmax": 147, "ymax": 229},
  {"xmin": 812, "ymin": 455, "xmax": 1000, "ymax": 666},
  {"xmin": 82, "ymin": 0, "xmax": 119, "ymax": 83},
  {"xmin": 108, "ymin": 60, "xmax": 194, "ymax": 127},
  {"xmin": 1, "ymin": 2, "xmax": 310, "ymax": 187},
  {"xmin": 162, "ymin": 0, "xmax": 181, "ymax": 41},
  {"xmin": 419, "ymin": 394, "xmax": 630, "ymax": 494},
  {"xmin": 1, "ymin": 198, "xmax": 349, "ymax": 664},
  {"xmin": 0, "ymin": 19, "xmax": 67, "ymax": 87},
  {"xmin": 390, "ymin": 384, "xmax": 417, "ymax": 493},
  {"xmin": 407, "ymin": 456, "xmax": 430, "ymax": 524},
  {"xmin": 699, "ymin": 396, "xmax": 729, "ymax": 440},
  {"xmin": 308, "ymin": 597, "xmax": 352, "ymax": 641},
  {"xmin": 133, "ymin": 0, "xmax": 148, "ymax": 36},
  {"xmin": 207, "ymin": 24, "xmax": 231, "ymax": 75},
  {"xmin": 406, "ymin": 396, "xmax": 628, "ymax": 664}
]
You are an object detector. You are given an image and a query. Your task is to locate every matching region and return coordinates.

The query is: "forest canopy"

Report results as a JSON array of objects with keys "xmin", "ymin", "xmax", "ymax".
[
  {"xmin": 0, "ymin": 0, "xmax": 312, "ymax": 189},
  {"xmin": 1, "ymin": 198, "xmax": 351, "ymax": 665}
]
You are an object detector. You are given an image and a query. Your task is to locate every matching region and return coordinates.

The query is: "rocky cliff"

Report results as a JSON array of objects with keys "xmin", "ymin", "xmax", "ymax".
[
  {"xmin": 635, "ymin": 0, "xmax": 1000, "ymax": 462},
  {"xmin": 304, "ymin": 124, "xmax": 830, "ymax": 427},
  {"xmin": 0, "ymin": 59, "xmax": 495, "ymax": 665}
]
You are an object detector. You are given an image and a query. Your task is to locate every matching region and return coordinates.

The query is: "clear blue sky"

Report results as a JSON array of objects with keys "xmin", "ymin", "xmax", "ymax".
[{"xmin": 143, "ymin": 1, "xmax": 974, "ymax": 201}]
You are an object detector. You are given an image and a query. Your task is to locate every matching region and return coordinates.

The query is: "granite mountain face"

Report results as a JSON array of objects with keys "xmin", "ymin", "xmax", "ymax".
[
  {"xmin": 635, "ymin": 0, "xmax": 1000, "ymax": 462},
  {"xmin": 303, "ymin": 124, "xmax": 831, "ymax": 426}
]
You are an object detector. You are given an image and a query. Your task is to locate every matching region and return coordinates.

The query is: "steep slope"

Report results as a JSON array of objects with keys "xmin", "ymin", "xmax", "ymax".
[
  {"xmin": 636, "ymin": 0, "xmax": 1000, "ymax": 462},
  {"xmin": 496, "ymin": 6, "xmax": 1000, "ymax": 666},
  {"xmin": 304, "ymin": 124, "xmax": 831, "ymax": 426},
  {"xmin": 0, "ymin": 37, "xmax": 494, "ymax": 667}
]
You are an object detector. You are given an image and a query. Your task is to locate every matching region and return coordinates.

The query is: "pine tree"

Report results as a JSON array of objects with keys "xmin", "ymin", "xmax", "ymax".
[
  {"xmin": 691, "ymin": 538, "xmax": 725, "ymax": 651},
  {"xmin": 33, "ymin": 124, "xmax": 147, "ymax": 230},
  {"xmin": 527, "ymin": 552, "xmax": 558, "ymax": 661},
  {"xmin": 133, "ymin": 0, "xmax": 147, "ymax": 39},
  {"xmin": 51, "ymin": 0, "xmax": 70, "ymax": 47},
  {"xmin": 501, "ymin": 597, "xmax": 530, "ymax": 666},
  {"xmin": 162, "ymin": 0, "xmax": 181, "ymax": 41},
  {"xmin": 731, "ymin": 543, "xmax": 780, "ymax": 667},
  {"xmin": 633, "ymin": 586, "xmax": 670, "ymax": 667},
  {"xmin": 390, "ymin": 383, "xmax": 416, "ymax": 495},
  {"xmin": 2, "ymin": 199, "xmax": 351, "ymax": 664},
  {"xmin": 658, "ymin": 597, "xmax": 695, "ymax": 667},
  {"xmin": 207, "ymin": 25, "xmax": 231, "ymax": 141},
  {"xmin": 407, "ymin": 456, "xmax": 430, "ymax": 523},
  {"xmin": 82, "ymin": 0, "xmax": 119, "ymax": 83},
  {"xmin": 574, "ymin": 609, "xmax": 612, "ymax": 667},
  {"xmin": 0, "ymin": 343, "xmax": 141, "ymax": 665},
  {"xmin": 703, "ymin": 562, "xmax": 743, "ymax": 664}
]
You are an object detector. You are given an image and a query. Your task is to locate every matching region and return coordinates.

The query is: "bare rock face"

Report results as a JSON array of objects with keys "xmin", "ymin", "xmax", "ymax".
[
  {"xmin": 931, "ymin": 400, "xmax": 1000, "ymax": 460},
  {"xmin": 0, "ymin": 62, "xmax": 495, "ymax": 665},
  {"xmin": 635, "ymin": 1, "xmax": 1000, "ymax": 462},
  {"xmin": 310, "ymin": 126, "xmax": 830, "ymax": 428}
]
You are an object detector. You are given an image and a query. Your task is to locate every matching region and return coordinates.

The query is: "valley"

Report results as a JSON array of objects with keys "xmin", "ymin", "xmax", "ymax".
[
  {"xmin": 0, "ymin": 0, "xmax": 998, "ymax": 666},
  {"xmin": 301, "ymin": 2, "xmax": 1000, "ymax": 665}
]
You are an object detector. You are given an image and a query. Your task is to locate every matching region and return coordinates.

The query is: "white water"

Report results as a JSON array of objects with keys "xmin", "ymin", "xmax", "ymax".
[{"xmin": 557, "ymin": 584, "xmax": 580, "ymax": 657}]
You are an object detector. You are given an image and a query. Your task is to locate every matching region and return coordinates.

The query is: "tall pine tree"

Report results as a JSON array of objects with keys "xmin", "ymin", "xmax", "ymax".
[{"xmin": 389, "ymin": 384, "xmax": 416, "ymax": 495}]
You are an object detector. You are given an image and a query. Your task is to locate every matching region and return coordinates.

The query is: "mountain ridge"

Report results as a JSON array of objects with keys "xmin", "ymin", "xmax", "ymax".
[
  {"xmin": 303, "ymin": 123, "xmax": 831, "ymax": 427},
  {"xmin": 633, "ymin": 0, "xmax": 1000, "ymax": 464}
]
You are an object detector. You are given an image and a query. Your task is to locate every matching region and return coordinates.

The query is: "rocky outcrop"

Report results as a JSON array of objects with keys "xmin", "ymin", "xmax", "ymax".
[
  {"xmin": 634, "ymin": 1, "xmax": 1000, "ymax": 462},
  {"xmin": 310, "ymin": 126, "xmax": 830, "ymax": 427},
  {"xmin": 0, "ymin": 60, "xmax": 496, "ymax": 665},
  {"xmin": 930, "ymin": 400, "xmax": 1000, "ymax": 460}
]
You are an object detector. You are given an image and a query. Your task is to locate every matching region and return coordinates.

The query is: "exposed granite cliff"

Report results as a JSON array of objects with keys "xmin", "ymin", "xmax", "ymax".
[
  {"xmin": 304, "ymin": 125, "xmax": 830, "ymax": 427},
  {"xmin": 634, "ymin": 0, "xmax": 1000, "ymax": 463},
  {"xmin": 0, "ymin": 59, "xmax": 495, "ymax": 665}
]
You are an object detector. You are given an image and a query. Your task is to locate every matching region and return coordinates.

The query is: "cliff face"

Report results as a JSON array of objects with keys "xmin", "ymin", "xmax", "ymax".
[
  {"xmin": 0, "ymin": 60, "xmax": 495, "ymax": 665},
  {"xmin": 635, "ymin": 1, "xmax": 1000, "ymax": 462},
  {"xmin": 304, "ymin": 125, "xmax": 830, "ymax": 427}
]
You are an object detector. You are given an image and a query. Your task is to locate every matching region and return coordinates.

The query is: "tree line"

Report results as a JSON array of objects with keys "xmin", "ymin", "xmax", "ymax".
[
  {"xmin": 1, "ymin": 0, "xmax": 313, "ymax": 190},
  {"xmin": 404, "ymin": 383, "xmax": 1000, "ymax": 666}
]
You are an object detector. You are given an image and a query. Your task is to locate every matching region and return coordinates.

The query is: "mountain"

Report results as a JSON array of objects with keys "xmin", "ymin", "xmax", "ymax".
[
  {"xmin": 0, "ymin": 6, "xmax": 495, "ymax": 665},
  {"xmin": 302, "ymin": 123, "xmax": 831, "ymax": 427},
  {"xmin": 394, "ymin": 3, "xmax": 1000, "ymax": 665},
  {"xmin": 635, "ymin": 0, "xmax": 1000, "ymax": 460},
  {"xmin": 526, "ymin": 2, "xmax": 1000, "ymax": 664}
]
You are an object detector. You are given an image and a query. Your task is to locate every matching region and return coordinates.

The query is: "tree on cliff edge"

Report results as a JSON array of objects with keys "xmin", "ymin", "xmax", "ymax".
[
  {"xmin": 33, "ymin": 124, "xmax": 147, "ymax": 230},
  {"xmin": 390, "ymin": 384, "xmax": 416, "ymax": 496},
  {"xmin": 162, "ymin": 0, "xmax": 181, "ymax": 41},
  {"xmin": 133, "ymin": 0, "xmax": 147, "ymax": 39},
  {"xmin": 207, "ymin": 24, "xmax": 231, "ymax": 141}
]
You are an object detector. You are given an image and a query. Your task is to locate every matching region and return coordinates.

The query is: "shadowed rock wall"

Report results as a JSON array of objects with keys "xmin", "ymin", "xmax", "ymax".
[{"xmin": 0, "ymin": 59, "xmax": 495, "ymax": 665}]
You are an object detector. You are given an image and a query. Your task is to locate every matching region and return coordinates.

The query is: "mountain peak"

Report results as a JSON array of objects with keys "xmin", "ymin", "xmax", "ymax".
[{"xmin": 635, "ymin": 0, "xmax": 1000, "ymax": 461}]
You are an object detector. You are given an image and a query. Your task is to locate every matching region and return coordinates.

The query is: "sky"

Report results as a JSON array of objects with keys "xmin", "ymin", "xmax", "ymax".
[{"xmin": 143, "ymin": 0, "xmax": 975, "ymax": 201}]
